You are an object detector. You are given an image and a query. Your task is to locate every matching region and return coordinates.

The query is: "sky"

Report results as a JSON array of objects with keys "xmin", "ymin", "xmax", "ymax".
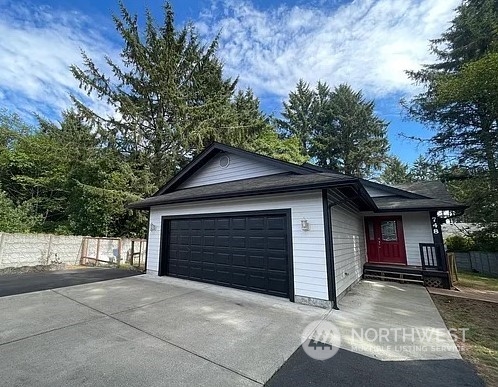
[{"xmin": 0, "ymin": 0, "xmax": 461, "ymax": 164}]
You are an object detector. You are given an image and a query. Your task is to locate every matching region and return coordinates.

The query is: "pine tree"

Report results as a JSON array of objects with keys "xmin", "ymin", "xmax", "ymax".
[
  {"xmin": 71, "ymin": 2, "xmax": 265, "ymax": 185},
  {"xmin": 380, "ymin": 156, "xmax": 410, "ymax": 184},
  {"xmin": 405, "ymin": 0, "xmax": 498, "ymax": 187}
]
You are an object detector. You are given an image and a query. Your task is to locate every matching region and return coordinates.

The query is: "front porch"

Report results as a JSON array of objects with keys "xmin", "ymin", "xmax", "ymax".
[
  {"xmin": 361, "ymin": 210, "xmax": 452, "ymax": 289},
  {"xmin": 363, "ymin": 242, "xmax": 451, "ymax": 288}
]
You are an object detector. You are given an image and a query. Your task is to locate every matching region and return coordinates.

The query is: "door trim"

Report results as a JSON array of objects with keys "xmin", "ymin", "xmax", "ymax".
[
  {"xmin": 158, "ymin": 209, "xmax": 295, "ymax": 302},
  {"xmin": 364, "ymin": 216, "xmax": 407, "ymax": 265}
]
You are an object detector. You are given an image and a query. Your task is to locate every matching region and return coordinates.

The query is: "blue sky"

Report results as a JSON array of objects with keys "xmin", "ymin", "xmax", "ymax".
[{"xmin": 0, "ymin": 0, "xmax": 461, "ymax": 164}]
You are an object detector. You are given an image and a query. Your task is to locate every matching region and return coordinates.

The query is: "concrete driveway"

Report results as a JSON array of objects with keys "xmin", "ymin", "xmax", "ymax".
[
  {"xmin": 0, "ymin": 274, "xmax": 483, "ymax": 386},
  {"xmin": 0, "ymin": 274, "xmax": 326, "ymax": 386}
]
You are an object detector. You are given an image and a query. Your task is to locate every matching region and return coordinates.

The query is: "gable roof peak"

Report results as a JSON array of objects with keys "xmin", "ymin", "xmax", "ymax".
[{"xmin": 154, "ymin": 141, "xmax": 314, "ymax": 196}]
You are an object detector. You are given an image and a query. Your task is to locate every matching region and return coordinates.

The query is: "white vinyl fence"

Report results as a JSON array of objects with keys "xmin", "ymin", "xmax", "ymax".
[{"xmin": 0, "ymin": 233, "xmax": 146, "ymax": 270}]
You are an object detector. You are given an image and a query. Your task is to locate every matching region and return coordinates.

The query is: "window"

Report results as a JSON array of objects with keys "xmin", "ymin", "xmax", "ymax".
[{"xmin": 381, "ymin": 221, "xmax": 397, "ymax": 241}]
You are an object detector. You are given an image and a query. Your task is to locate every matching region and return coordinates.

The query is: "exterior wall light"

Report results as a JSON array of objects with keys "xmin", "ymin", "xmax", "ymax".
[
  {"xmin": 150, "ymin": 223, "xmax": 157, "ymax": 232},
  {"xmin": 301, "ymin": 219, "xmax": 310, "ymax": 231}
]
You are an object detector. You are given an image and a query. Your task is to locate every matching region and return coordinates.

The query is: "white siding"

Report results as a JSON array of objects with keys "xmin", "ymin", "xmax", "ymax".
[
  {"xmin": 146, "ymin": 191, "xmax": 329, "ymax": 301},
  {"xmin": 180, "ymin": 152, "xmax": 286, "ymax": 189},
  {"xmin": 363, "ymin": 211, "xmax": 433, "ymax": 266},
  {"xmin": 331, "ymin": 204, "xmax": 366, "ymax": 298},
  {"xmin": 402, "ymin": 212, "xmax": 434, "ymax": 265}
]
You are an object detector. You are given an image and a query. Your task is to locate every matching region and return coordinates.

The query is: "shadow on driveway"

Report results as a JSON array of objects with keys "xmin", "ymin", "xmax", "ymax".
[
  {"xmin": 0, "ymin": 268, "xmax": 141, "ymax": 297},
  {"xmin": 265, "ymin": 346, "xmax": 484, "ymax": 387}
]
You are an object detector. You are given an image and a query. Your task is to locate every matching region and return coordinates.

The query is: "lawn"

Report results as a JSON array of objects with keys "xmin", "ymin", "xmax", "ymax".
[
  {"xmin": 456, "ymin": 271, "xmax": 498, "ymax": 291},
  {"xmin": 431, "ymin": 271, "xmax": 498, "ymax": 386}
]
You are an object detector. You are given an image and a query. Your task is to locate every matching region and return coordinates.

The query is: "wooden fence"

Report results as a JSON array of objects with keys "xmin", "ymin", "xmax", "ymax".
[{"xmin": 80, "ymin": 237, "xmax": 146, "ymax": 270}]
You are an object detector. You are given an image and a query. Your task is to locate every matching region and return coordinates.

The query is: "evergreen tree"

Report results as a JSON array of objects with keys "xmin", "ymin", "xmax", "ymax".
[
  {"xmin": 405, "ymin": 0, "xmax": 498, "ymax": 186},
  {"xmin": 380, "ymin": 156, "xmax": 410, "ymax": 184},
  {"xmin": 408, "ymin": 155, "xmax": 444, "ymax": 181},
  {"xmin": 405, "ymin": 0, "xmax": 498, "ymax": 241},
  {"xmin": 71, "ymin": 2, "xmax": 265, "ymax": 185},
  {"xmin": 278, "ymin": 79, "xmax": 316, "ymax": 155},
  {"xmin": 310, "ymin": 84, "xmax": 389, "ymax": 177}
]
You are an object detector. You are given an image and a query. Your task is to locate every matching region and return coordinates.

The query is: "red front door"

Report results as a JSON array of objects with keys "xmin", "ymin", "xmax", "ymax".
[{"xmin": 365, "ymin": 217, "xmax": 407, "ymax": 265}]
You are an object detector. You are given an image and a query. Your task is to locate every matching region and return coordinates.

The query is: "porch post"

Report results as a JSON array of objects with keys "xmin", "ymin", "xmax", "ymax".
[{"xmin": 429, "ymin": 211, "xmax": 450, "ymax": 277}]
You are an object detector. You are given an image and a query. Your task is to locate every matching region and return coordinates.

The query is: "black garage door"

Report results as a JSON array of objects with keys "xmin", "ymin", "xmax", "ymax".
[{"xmin": 161, "ymin": 212, "xmax": 291, "ymax": 298}]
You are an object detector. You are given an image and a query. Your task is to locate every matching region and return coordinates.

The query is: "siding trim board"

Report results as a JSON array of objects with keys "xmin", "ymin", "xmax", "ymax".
[{"xmin": 322, "ymin": 190, "xmax": 338, "ymax": 309}]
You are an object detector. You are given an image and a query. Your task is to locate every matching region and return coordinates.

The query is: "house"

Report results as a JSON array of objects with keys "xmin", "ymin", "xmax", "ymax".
[{"xmin": 129, "ymin": 143, "xmax": 465, "ymax": 308}]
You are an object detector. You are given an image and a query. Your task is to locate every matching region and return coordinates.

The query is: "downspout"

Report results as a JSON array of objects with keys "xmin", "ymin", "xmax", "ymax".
[{"xmin": 143, "ymin": 210, "xmax": 150, "ymax": 274}]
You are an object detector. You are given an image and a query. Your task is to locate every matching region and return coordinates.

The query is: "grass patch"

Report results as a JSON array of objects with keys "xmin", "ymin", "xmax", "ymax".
[
  {"xmin": 432, "ymin": 295, "xmax": 498, "ymax": 386},
  {"xmin": 457, "ymin": 271, "xmax": 498, "ymax": 292}
]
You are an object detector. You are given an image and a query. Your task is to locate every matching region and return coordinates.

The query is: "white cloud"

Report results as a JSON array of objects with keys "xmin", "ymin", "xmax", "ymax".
[
  {"xmin": 198, "ymin": 0, "xmax": 461, "ymax": 100},
  {"xmin": 0, "ymin": 0, "xmax": 461, "ymax": 123},
  {"xmin": 0, "ymin": 1, "xmax": 118, "ymax": 121}
]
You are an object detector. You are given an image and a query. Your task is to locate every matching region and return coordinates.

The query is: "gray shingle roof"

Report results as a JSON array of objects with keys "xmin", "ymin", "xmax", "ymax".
[
  {"xmin": 373, "ymin": 181, "xmax": 465, "ymax": 211},
  {"xmin": 393, "ymin": 181, "xmax": 456, "ymax": 202},
  {"xmin": 129, "ymin": 172, "xmax": 356, "ymax": 209},
  {"xmin": 372, "ymin": 197, "xmax": 465, "ymax": 211}
]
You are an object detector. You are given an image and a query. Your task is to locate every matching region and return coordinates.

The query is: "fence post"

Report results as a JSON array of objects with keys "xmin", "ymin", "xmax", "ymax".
[
  {"xmin": 96, "ymin": 239, "xmax": 100, "ymax": 267},
  {"xmin": 0, "ymin": 233, "xmax": 4, "ymax": 268},
  {"xmin": 47, "ymin": 234, "xmax": 53, "ymax": 265},
  {"xmin": 117, "ymin": 239, "xmax": 122, "ymax": 266}
]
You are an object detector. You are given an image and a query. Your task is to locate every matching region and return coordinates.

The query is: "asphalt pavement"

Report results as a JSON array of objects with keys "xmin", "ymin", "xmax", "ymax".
[
  {"xmin": 265, "ymin": 346, "xmax": 484, "ymax": 387},
  {"xmin": 0, "ymin": 267, "xmax": 140, "ymax": 297}
]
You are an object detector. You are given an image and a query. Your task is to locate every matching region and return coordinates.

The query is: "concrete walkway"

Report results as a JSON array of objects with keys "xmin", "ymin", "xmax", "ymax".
[
  {"xmin": 324, "ymin": 280, "xmax": 462, "ymax": 361},
  {"xmin": 267, "ymin": 280, "xmax": 483, "ymax": 386}
]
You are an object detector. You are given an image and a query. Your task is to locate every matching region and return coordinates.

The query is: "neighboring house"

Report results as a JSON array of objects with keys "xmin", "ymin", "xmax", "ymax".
[
  {"xmin": 129, "ymin": 143, "xmax": 465, "ymax": 308},
  {"xmin": 441, "ymin": 223, "xmax": 482, "ymax": 238}
]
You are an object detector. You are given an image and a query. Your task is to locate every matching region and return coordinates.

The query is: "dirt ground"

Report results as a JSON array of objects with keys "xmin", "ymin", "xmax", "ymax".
[{"xmin": 432, "ymin": 294, "xmax": 498, "ymax": 386}]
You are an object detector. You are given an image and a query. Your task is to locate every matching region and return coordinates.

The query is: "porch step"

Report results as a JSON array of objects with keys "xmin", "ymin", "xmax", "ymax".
[{"xmin": 363, "ymin": 267, "xmax": 424, "ymax": 285}]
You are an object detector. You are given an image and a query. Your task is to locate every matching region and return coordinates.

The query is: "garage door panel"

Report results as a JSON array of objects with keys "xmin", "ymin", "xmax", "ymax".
[
  {"xmin": 203, "ymin": 251, "xmax": 215, "ymax": 263},
  {"xmin": 267, "ymin": 217, "xmax": 285, "ymax": 230},
  {"xmin": 232, "ymin": 254, "xmax": 247, "ymax": 267},
  {"xmin": 215, "ymin": 252, "xmax": 230, "ymax": 265},
  {"xmin": 216, "ymin": 236, "xmax": 230, "ymax": 248},
  {"xmin": 268, "ymin": 257, "xmax": 287, "ymax": 271},
  {"xmin": 231, "ymin": 236, "xmax": 246, "ymax": 248},
  {"xmin": 191, "ymin": 236, "xmax": 202, "ymax": 246},
  {"xmin": 190, "ymin": 220, "xmax": 202, "ymax": 230},
  {"xmin": 163, "ymin": 213, "xmax": 290, "ymax": 298},
  {"xmin": 216, "ymin": 219, "xmax": 230, "ymax": 230},
  {"xmin": 232, "ymin": 270, "xmax": 248, "ymax": 287},
  {"xmin": 190, "ymin": 250, "xmax": 203, "ymax": 262},
  {"xmin": 232, "ymin": 218, "xmax": 246, "ymax": 229},
  {"xmin": 189, "ymin": 264, "xmax": 202, "ymax": 279},
  {"xmin": 216, "ymin": 268, "xmax": 231, "ymax": 284},
  {"xmin": 247, "ymin": 217, "xmax": 265, "ymax": 230},
  {"xmin": 248, "ymin": 255, "xmax": 265, "ymax": 269},
  {"xmin": 204, "ymin": 236, "xmax": 215, "ymax": 246}
]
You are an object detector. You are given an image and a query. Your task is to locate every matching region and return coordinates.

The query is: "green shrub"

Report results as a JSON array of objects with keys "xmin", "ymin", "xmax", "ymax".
[
  {"xmin": 445, "ymin": 235, "xmax": 475, "ymax": 252},
  {"xmin": 471, "ymin": 225, "xmax": 498, "ymax": 252}
]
